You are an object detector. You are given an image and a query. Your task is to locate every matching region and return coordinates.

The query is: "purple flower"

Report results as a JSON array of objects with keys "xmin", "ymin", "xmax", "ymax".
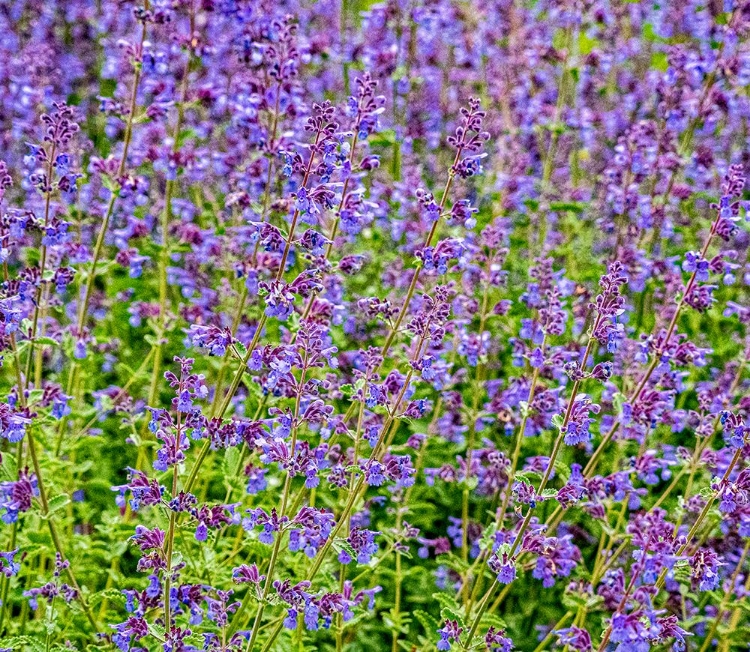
[
  {"xmin": 232, "ymin": 564, "xmax": 265, "ymax": 585},
  {"xmin": 130, "ymin": 525, "xmax": 165, "ymax": 551},
  {"xmin": 489, "ymin": 552, "xmax": 517, "ymax": 585},
  {"xmin": 0, "ymin": 469, "xmax": 38, "ymax": 524},
  {"xmin": 339, "ymin": 528, "xmax": 379, "ymax": 565},
  {"xmin": 691, "ymin": 549, "xmax": 722, "ymax": 592},
  {"xmin": 437, "ymin": 619, "xmax": 463, "ymax": 651},
  {"xmin": 555, "ymin": 628, "xmax": 592, "ymax": 652},
  {"xmin": 0, "ymin": 549, "xmax": 20, "ymax": 578}
]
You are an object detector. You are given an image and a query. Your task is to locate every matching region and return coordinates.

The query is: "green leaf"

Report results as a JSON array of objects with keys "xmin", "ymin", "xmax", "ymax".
[
  {"xmin": 440, "ymin": 607, "xmax": 465, "ymax": 628},
  {"xmin": 0, "ymin": 451, "xmax": 17, "ymax": 480},
  {"xmin": 578, "ymin": 33, "xmax": 598, "ymax": 56},
  {"xmin": 651, "ymin": 51, "xmax": 669, "ymax": 72},
  {"xmin": 441, "ymin": 553, "xmax": 470, "ymax": 574},
  {"xmin": 90, "ymin": 589, "xmax": 127, "ymax": 608},
  {"xmin": 223, "ymin": 446, "xmax": 241, "ymax": 477},
  {"xmin": 480, "ymin": 613, "xmax": 507, "ymax": 630},
  {"xmin": 414, "ymin": 609, "xmax": 440, "ymax": 635},
  {"xmin": 432, "ymin": 591, "xmax": 461, "ymax": 612},
  {"xmin": 514, "ymin": 471, "xmax": 541, "ymax": 485},
  {"xmin": 148, "ymin": 621, "xmax": 167, "ymax": 639},
  {"xmin": 234, "ymin": 340, "xmax": 248, "ymax": 358},
  {"xmin": 562, "ymin": 591, "xmax": 589, "ymax": 611},
  {"xmin": 45, "ymin": 493, "xmax": 71, "ymax": 518},
  {"xmin": 332, "ymin": 538, "xmax": 357, "ymax": 563},
  {"xmin": 672, "ymin": 559, "xmax": 692, "ymax": 584},
  {"xmin": 368, "ymin": 129, "xmax": 396, "ymax": 148},
  {"xmin": 3, "ymin": 637, "xmax": 46, "ymax": 652},
  {"xmin": 101, "ymin": 174, "xmax": 119, "ymax": 192},
  {"xmin": 549, "ymin": 201, "xmax": 586, "ymax": 214},
  {"xmin": 386, "ymin": 608, "xmax": 411, "ymax": 634},
  {"xmin": 339, "ymin": 383, "xmax": 354, "ymax": 396},
  {"xmin": 583, "ymin": 595, "xmax": 605, "ymax": 611}
]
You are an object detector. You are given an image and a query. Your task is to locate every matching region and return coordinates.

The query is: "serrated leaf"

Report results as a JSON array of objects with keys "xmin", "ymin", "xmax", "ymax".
[
  {"xmin": 514, "ymin": 471, "xmax": 541, "ymax": 485},
  {"xmin": 441, "ymin": 553, "xmax": 470, "ymax": 574},
  {"xmin": 0, "ymin": 451, "xmax": 17, "ymax": 480},
  {"xmin": 3, "ymin": 636, "xmax": 45, "ymax": 652},
  {"xmin": 480, "ymin": 613, "xmax": 507, "ymax": 630},
  {"xmin": 46, "ymin": 493, "xmax": 71, "ymax": 517},
  {"xmin": 432, "ymin": 592, "xmax": 460, "ymax": 612},
  {"xmin": 332, "ymin": 538, "xmax": 357, "ymax": 563},
  {"xmin": 414, "ymin": 609, "xmax": 440, "ymax": 635},
  {"xmin": 340, "ymin": 383, "xmax": 354, "ymax": 396},
  {"xmin": 90, "ymin": 589, "xmax": 127, "ymax": 608},
  {"xmin": 440, "ymin": 607, "xmax": 465, "ymax": 628},
  {"xmin": 585, "ymin": 595, "xmax": 605, "ymax": 610},
  {"xmin": 234, "ymin": 340, "xmax": 248, "ymax": 359},
  {"xmin": 149, "ymin": 621, "xmax": 166, "ymax": 639},
  {"xmin": 101, "ymin": 174, "xmax": 119, "ymax": 192},
  {"xmin": 387, "ymin": 607, "xmax": 411, "ymax": 633}
]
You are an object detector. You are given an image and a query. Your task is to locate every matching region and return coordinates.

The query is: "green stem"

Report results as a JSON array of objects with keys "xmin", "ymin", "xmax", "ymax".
[
  {"xmin": 25, "ymin": 142, "xmax": 56, "ymax": 391},
  {"xmin": 27, "ymin": 428, "xmax": 100, "ymax": 632},
  {"xmin": 698, "ymin": 538, "xmax": 750, "ymax": 652},
  {"xmin": 147, "ymin": 4, "xmax": 195, "ymax": 424},
  {"xmin": 463, "ymin": 326, "xmax": 600, "ymax": 646},
  {"xmin": 163, "ymin": 461, "xmax": 179, "ymax": 632}
]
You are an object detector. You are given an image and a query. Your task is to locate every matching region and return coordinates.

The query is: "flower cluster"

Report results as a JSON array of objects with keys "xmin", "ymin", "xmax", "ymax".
[{"xmin": 1, "ymin": 2, "xmax": 750, "ymax": 651}]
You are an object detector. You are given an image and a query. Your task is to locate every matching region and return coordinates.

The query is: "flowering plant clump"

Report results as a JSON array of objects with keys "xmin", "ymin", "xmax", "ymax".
[{"xmin": 3, "ymin": 1, "xmax": 750, "ymax": 651}]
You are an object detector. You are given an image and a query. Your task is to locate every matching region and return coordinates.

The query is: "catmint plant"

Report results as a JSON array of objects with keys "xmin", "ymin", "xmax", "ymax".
[{"xmin": 3, "ymin": 2, "xmax": 750, "ymax": 652}]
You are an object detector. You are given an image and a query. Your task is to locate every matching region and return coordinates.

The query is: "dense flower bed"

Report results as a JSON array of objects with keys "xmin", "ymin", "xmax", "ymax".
[{"xmin": 1, "ymin": 1, "xmax": 750, "ymax": 650}]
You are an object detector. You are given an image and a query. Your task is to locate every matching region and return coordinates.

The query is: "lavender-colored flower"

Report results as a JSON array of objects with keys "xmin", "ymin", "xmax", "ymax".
[
  {"xmin": 437, "ymin": 619, "xmax": 463, "ymax": 651},
  {"xmin": 0, "ymin": 549, "xmax": 20, "ymax": 578},
  {"xmin": 555, "ymin": 627, "xmax": 592, "ymax": 652},
  {"xmin": 0, "ymin": 469, "xmax": 38, "ymax": 524}
]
